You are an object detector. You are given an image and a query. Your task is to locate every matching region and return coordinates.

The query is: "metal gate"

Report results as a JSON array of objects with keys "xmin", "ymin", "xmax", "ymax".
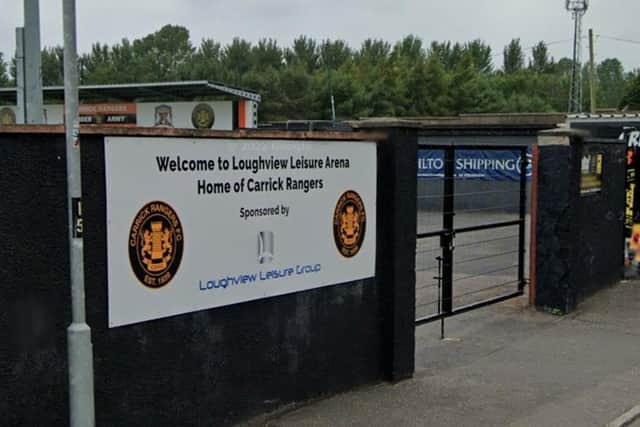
[{"xmin": 415, "ymin": 144, "xmax": 529, "ymax": 328}]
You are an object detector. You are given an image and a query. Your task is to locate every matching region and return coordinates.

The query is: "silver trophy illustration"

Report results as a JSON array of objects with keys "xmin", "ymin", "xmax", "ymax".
[{"xmin": 257, "ymin": 231, "xmax": 274, "ymax": 264}]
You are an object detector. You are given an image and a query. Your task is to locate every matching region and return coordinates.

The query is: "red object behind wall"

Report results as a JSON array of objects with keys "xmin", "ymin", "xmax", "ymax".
[{"xmin": 238, "ymin": 100, "xmax": 246, "ymax": 128}]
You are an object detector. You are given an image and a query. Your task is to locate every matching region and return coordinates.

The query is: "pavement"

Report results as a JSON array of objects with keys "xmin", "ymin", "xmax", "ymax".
[{"xmin": 243, "ymin": 279, "xmax": 640, "ymax": 427}]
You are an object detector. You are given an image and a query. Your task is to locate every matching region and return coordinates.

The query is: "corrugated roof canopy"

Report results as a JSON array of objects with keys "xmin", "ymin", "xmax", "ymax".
[{"xmin": 0, "ymin": 80, "xmax": 261, "ymax": 104}]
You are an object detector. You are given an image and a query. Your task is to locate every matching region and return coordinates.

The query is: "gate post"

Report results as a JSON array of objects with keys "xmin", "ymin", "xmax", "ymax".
[
  {"xmin": 534, "ymin": 128, "xmax": 584, "ymax": 313},
  {"xmin": 376, "ymin": 126, "xmax": 418, "ymax": 381},
  {"xmin": 441, "ymin": 147, "xmax": 455, "ymax": 315},
  {"xmin": 534, "ymin": 127, "xmax": 625, "ymax": 313}
]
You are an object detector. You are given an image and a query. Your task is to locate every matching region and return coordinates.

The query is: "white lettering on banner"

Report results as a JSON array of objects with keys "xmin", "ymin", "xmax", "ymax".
[
  {"xmin": 418, "ymin": 158, "xmax": 443, "ymax": 169},
  {"xmin": 418, "ymin": 149, "xmax": 532, "ymax": 180},
  {"xmin": 105, "ymin": 137, "xmax": 377, "ymax": 327},
  {"xmin": 455, "ymin": 158, "xmax": 517, "ymax": 171}
]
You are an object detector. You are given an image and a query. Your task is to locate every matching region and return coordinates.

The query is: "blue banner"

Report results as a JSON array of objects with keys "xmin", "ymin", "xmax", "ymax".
[{"xmin": 418, "ymin": 149, "xmax": 532, "ymax": 181}]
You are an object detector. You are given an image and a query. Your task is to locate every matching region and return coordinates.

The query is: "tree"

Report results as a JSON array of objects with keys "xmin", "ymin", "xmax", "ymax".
[
  {"xmin": 422, "ymin": 53, "xmax": 451, "ymax": 115},
  {"xmin": 108, "ymin": 39, "xmax": 139, "ymax": 82},
  {"xmin": 187, "ymin": 38, "xmax": 224, "ymax": 81},
  {"xmin": 0, "ymin": 53, "xmax": 10, "ymax": 87},
  {"xmin": 20, "ymin": 27, "xmax": 635, "ymax": 120},
  {"xmin": 401, "ymin": 58, "xmax": 430, "ymax": 116},
  {"xmin": 503, "ymin": 38, "xmax": 524, "ymax": 74},
  {"xmin": 429, "ymin": 41, "xmax": 465, "ymax": 71},
  {"xmin": 530, "ymin": 41, "xmax": 552, "ymax": 73},
  {"xmin": 240, "ymin": 67, "xmax": 282, "ymax": 120},
  {"xmin": 465, "ymin": 39, "xmax": 493, "ymax": 74},
  {"xmin": 81, "ymin": 42, "xmax": 116, "ymax": 83},
  {"xmin": 222, "ymin": 38, "xmax": 252, "ymax": 84},
  {"xmin": 352, "ymin": 39, "xmax": 394, "ymax": 118},
  {"xmin": 319, "ymin": 39, "xmax": 352, "ymax": 69},
  {"xmin": 620, "ymin": 73, "xmax": 640, "ymax": 110},
  {"xmin": 317, "ymin": 61, "xmax": 368, "ymax": 120},
  {"xmin": 355, "ymin": 39, "xmax": 391, "ymax": 67},
  {"xmin": 274, "ymin": 63, "xmax": 319, "ymax": 119},
  {"xmin": 132, "ymin": 24, "xmax": 194, "ymax": 81},
  {"xmin": 251, "ymin": 38, "xmax": 283, "ymax": 71},
  {"xmin": 284, "ymin": 36, "xmax": 320, "ymax": 72},
  {"xmin": 449, "ymin": 52, "xmax": 480, "ymax": 113},
  {"xmin": 392, "ymin": 35, "xmax": 425, "ymax": 63},
  {"xmin": 597, "ymin": 58, "xmax": 626, "ymax": 108},
  {"xmin": 40, "ymin": 47, "xmax": 64, "ymax": 86}
]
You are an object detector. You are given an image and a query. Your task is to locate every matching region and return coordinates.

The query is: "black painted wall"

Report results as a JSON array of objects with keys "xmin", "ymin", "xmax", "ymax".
[
  {"xmin": 1, "ymin": 133, "xmax": 70, "ymax": 426},
  {"xmin": 534, "ymin": 129, "xmax": 626, "ymax": 313},
  {"xmin": 1, "ymin": 129, "xmax": 416, "ymax": 426}
]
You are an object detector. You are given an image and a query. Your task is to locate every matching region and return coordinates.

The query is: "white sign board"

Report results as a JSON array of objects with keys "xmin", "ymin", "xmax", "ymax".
[{"xmin": 105, "ymin": 137, "xmax": 377, "ymax": 327}]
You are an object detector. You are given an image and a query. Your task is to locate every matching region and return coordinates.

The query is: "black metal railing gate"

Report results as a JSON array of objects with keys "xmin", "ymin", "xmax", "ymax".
[{"xmin": 415, "ymin": 145, "xmax": 529, "ymax": 330}]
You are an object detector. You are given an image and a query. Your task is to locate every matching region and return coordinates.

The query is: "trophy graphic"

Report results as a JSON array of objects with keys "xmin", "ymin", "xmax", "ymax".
[{"xmin": 257, "ymin": 231, "xmax": 274, "ymax": 264}]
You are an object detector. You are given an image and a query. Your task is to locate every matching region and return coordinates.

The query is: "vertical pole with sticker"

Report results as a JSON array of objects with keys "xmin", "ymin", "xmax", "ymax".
[{"xmin": 63, "ymin": 1, "xmax": 95, "ymax": 426}]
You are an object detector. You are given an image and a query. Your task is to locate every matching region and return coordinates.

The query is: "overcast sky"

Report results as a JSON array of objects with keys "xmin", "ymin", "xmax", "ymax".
[{"xmin": 1, "ymin": 0, "xmax": 639, "ymax": 72}]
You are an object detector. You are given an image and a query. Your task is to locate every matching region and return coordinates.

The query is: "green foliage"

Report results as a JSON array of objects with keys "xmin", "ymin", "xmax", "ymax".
[
  {"xmin": 621, "ymin": 73, "xmax": 640, "ymax": 110},
  {"xmin": 543, "ymin": 306, "xmax": 565, "ymax": 316},
  {"xmin": 449, "ymin": 52, "xmax": 479, "ymax": 112},
  {"xmin": 13, "ymin": 25, "xmax": 635, "ymax": 120},
  {"xmin": 251, "ymin": 39, "xmax": 283, "ymax": 71},
  {"xmin": 319, "ymin": 39, "xmax": 352, "ymax": 69},
  {"xmin": 355, "ymin": 39, "xmax": 391, "ymax": 67},
  {"xmin": 530, "ymin": 41, "xmax": 553, "ymax": 74},
  {"xmin": 222, "ymin": 38, "xmax": 253, "ymax": 84},
  {"xmin": 465, "ymin": 39, "xmax": 493, "ymax": 74},
  {"xmin": 429, "ymin": 41, "xmax": 464, "ymax": 71},
  {"xmin": 133, "ymin": 24, "xmax": 194, "ymax": 81},
  {"xmin": 285, "ymin": 36, "xmax": 320, "ymax": 72},
  {"xmin": 598, "ymin": 58, "xmax": 627, "ymax": 108},
  {"xmin": 40, "ymin": 47, "xmax": 64, "ymax": 86},
  {"xmin": 187, "ymin": 39, "xmax": 224, "ymax": 81},
  {"xmin": 0, "ymin": 53, "xmax": 10, "ymax": 87},
  {"xmin": 422, "ymin": 54, "xmax": 450, "ymax": 115},
  {"xmin": 503, "ymin": 38, "xmax": 524, "ymax": 74}
]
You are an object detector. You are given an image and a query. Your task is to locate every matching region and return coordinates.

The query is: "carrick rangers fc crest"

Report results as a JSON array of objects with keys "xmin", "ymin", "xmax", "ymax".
[
  {"xmin": 333, "ymin": 190, "xmax": 366, "ymax": 258},
  {"xmin": 191, "ymin": 103, "xmax": 215, "ymax": 129},
  {"xmin": 129, "ymin": 201, "xmax": 184, "ymax": 289},
  {"xmin": 0, "ymin": 107, "xmax": 16, "ymax": 125}
]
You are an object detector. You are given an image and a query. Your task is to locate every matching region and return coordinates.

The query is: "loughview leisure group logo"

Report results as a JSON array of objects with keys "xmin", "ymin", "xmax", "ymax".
[
  {"xmin": 129, "ymin": 201, "xmax": 184, "ymax": 289},
  {"xmin": 333, "ymin": 190, "xmax": 366, "ymax": 258}
]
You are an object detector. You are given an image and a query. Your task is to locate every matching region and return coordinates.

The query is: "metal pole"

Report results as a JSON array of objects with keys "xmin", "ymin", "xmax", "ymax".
[
  {"xmin": 15, "ymin": 27, "xmax": 26, "ymax": 124},
  {"xmin": 328, "ymin": 62, "xmax": 336, "ymax": 121},
  {"xmin": 517, "ymin": 146, "xmax": 528, "ymax": 291},
  {"xmin": 63, "ymin": 0, "xmax": 95, "ymax": 426},
  {"xmin": 567, "ymin": 11, "xmax": 585, "ymax": 113},
  {"xmin": 588, "ymin": 29, "xmax": 597, "ymax": 114},
  {"xmin": 23, "ymin": 0, "xmax": 44, "ymax": 123},
  {"xmin": 442, "ymin": 147, "xmax": 455, "ymax": 316},
  {"xmin": 435, "ymin": 256, "xmax": 444, "ymax": 339},
  {"xmin": 576, "ymin": 14, "xmax": 583, "ymax": 112},
  {"xmin": 568, "ymin": 13, "xmax": 579, "ymax": 113}
]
